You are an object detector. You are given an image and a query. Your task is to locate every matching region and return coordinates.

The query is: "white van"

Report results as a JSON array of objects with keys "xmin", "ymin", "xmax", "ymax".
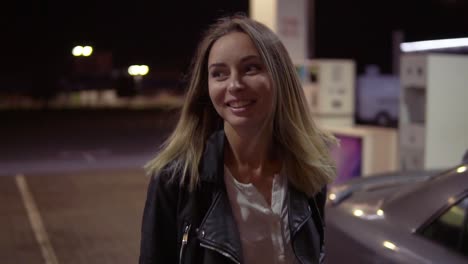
[{"xmin": 356, "ymin": 66, "xmax": 399, "ymax": 127}]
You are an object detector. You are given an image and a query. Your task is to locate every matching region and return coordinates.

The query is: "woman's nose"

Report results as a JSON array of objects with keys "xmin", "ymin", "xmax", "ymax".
[{"xmin": 227, "ymin": 74, "xmax": 244, "ymax": 92}]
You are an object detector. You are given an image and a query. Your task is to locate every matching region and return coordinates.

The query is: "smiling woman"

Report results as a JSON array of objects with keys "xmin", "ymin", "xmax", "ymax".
[{"xmin": 140, "ymin": 15, "xmax": 337, "ymax": 264}]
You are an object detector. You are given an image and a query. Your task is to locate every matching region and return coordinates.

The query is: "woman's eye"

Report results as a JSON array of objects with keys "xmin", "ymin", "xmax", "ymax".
[
  {"xmin": 246, "ymin": 64, "xmax": 261, "ymax": 74},
  {"xmin": 211, "ymin": 71, "xmax": 226, "ymax": 79}
]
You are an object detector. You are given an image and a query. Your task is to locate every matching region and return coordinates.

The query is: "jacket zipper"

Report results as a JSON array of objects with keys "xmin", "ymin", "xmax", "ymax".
[
  {"xmin": 179, "ymin": 223, "xmax": 191, "ymax": 264},
  {"xmin": 199, "ymin": 241, "xmax": 240, "ymax": 264}
]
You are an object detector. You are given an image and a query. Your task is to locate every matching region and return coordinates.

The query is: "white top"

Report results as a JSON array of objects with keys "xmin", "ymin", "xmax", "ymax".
[{"xmin": 224, "ymin": 166, "xmax": 298, "ymax": 264}]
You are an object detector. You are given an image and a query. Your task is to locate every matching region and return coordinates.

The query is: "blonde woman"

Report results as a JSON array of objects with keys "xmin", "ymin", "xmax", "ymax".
[{"xmin": 139, "ymin": 15, "xmax": 336, "ymax": 264}]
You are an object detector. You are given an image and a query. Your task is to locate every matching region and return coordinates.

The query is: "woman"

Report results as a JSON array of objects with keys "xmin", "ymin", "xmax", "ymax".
[{"xmin": 139, "ymin": 15, "xmax": 336, "ymax": 264}]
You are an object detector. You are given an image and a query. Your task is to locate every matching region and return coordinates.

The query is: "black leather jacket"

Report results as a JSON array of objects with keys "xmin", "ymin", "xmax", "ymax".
[{"xmin": 139, "ymin": 130, "xmax": 326, "ymax": 264}]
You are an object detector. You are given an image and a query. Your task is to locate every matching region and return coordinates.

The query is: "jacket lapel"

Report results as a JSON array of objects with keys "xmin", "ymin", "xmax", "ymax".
[
  {"xmin": 288, "ymin": 184, "xmax": 312, "ymax": 238},
  {"xmin": 288, "ymin": 185, "xmax": 321, "ymax": 264},
  {"xmin": 197, "ymin": 130, "xmax": 243, "ymax": 263},
  {"xmin": 197, "ymin": 189, "xmax": 242, "ymax": 263}
]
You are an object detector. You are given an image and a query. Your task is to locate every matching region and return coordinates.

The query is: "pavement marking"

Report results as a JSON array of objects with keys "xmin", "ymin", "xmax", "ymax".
[{"xmin": 15, "ymin": 174, "xmax": 60, "ymax": 264}]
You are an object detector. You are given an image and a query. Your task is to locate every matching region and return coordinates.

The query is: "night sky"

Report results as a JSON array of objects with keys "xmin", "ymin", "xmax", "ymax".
[
  {"xmin": 316, "ymin": 0, "xmax": 468, "ymax": 73},
  {"xmin": 3, "ymin": 0, "xmax": 468, "ymax": 94}
]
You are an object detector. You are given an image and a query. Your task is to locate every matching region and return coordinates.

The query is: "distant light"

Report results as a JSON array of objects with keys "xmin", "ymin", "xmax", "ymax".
[
  {"xmin": 128, "ymin": 65, "xmax": 150, "ymax": 76},
  {"xmin": 72, "ymin": 45, "xmax": 93, "ymax": 56},
  {"xmin": 448, "ymin": 197, "xmax": 456, "ymax": 204},
  {"xmin": 72, "ymin": 46, "xmax": 84, "ymax": 56},
  {"xmin": 457, "ymin": 166, "xmax": 467, "ymax": 173},
  {"xmin": 329, "ymin": 193, "xmax": 336, "ymax": 201},
  {"xmin": 383, "ymin": 241, "xmax": 397, "ymax": 251},
  {"xmin": 128, "ymin": 65, "xmax": 139, "ymax": 76},
  {"xmin": 139, "ymin": 65, "xmax": 149, "ymax": 76},
  {"xmin": 353, "ymin": 209, "xmax": 364, "ymax": 217},
  {"xmin": 377, "ymin": 209, "xmax": 384, "ymax": 216},
  {"xmin": 400, "ymin": 37, "xmax": 468, "ymax": 52},
  {"xmin": 82, "ymin": 46, "xmax": 93, "ymax": 56}
]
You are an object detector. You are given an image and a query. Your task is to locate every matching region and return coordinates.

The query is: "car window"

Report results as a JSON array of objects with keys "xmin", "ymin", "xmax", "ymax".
[{"xmin": 421, "ymin": 195, "xmax": 468, "ymax": 256}]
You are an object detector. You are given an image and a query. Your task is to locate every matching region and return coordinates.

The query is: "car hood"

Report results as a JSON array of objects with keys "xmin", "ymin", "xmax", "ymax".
[
  {"xmin": 325, "ymin": 165, "xmax": 468, "ymax": 264},
  {"xmin": 327, "ymin": 170, "xmax": 443, "ymax": 220}
]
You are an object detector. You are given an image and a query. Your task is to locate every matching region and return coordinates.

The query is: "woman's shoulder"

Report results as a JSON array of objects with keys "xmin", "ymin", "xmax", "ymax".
[
  {"xmin": 148, "ymin": 163, "xmax": 184, "ymax": 189},
  {"xmin": 144, "ymin": 165, "xmax": 192, "ymax": 213}
]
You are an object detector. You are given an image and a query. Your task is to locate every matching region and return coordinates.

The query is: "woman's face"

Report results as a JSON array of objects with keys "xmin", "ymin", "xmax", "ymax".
[{"xmin": 207, "ymin": 32, "xmax": 274, "ymax": 131}]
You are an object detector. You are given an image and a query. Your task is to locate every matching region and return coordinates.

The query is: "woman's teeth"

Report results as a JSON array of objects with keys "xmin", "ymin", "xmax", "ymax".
[{"xmin": 228, "ymin": 100, "xmax": 253, "ymax": 108}]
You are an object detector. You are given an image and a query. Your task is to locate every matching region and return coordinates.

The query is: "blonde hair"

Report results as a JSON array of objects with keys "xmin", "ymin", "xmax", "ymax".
[{"xmin": 145, "ymin": 15, "xmax": 336, "ymax": 196}]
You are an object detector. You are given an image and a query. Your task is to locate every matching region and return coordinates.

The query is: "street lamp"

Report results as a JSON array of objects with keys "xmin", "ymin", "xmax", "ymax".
[
  {"xmin": 72, "ymin": 45, "xmax": 93, "ymax": 56},
  {"xmin": 128, "ymin": 65, "xmax": 149, "ymax": 76},
  {"xmin": 128, "ymin": 65, "xmax": 150, "ymax": 92}
]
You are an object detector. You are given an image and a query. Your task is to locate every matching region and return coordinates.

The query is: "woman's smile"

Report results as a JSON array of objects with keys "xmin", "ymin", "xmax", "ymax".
[{"xmin": 226, "ymin": 99, "xmax": 256, "ymax": 113}]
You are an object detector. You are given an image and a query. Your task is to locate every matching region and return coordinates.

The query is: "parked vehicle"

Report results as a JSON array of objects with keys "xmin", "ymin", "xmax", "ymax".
[
  {"xmin": 356, "ymin": 66, "xmax": 399, "ymax": 127},
  {"xmin": 326, "ymin": 163, "xmax": 468, "ymax": 263}
]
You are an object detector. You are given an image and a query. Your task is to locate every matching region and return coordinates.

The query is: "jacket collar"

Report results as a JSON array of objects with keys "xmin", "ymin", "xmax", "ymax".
[
  {"xmin": 199, "ymin": 130, "xmax": 226, "ymax": 184},
  {"xmin": 199, "ymin": 129, "xmax": 312, "ymax": 230}
]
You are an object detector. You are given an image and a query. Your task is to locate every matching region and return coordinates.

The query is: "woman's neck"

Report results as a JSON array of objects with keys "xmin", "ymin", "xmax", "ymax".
[{"xmin": 224, "ymin": 123, "xmax": 278, "ymax": 177}]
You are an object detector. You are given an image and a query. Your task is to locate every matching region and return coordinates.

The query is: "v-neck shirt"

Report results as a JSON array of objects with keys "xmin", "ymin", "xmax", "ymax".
[{"xmin": 224, "ymin": 165, "xmax": 298, "ymax": 264}]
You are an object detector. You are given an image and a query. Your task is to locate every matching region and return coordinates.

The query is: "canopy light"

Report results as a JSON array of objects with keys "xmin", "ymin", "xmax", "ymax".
[
  {"xmin": 353, "ymin": 209, "xmax": 364, "ymax": 217},
  {"xmin": 383, "ymin": 241, "xmax": 398, "ymax": 251},
  {"xmin": 400, "ymin": 37, "xmax": 468, "ymax": 52},
  {"xmin": 457, "ymin": 166, "xmax": 467, "ymax": 173}
]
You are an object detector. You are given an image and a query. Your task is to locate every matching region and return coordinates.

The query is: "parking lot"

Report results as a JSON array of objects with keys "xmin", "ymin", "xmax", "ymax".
[
  {"xmin": 0, "ymin": 108, "xmax": 177, "ymax": 264},
  {"xmin": 0, "ymin": 168, "xmax": 149, "ymax": 264}
]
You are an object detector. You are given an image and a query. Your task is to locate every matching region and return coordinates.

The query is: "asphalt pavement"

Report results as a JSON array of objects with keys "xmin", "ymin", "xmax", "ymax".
[
  {"xmin": 0, "ymin": 108, "xmax": 178, "ymax": 264},
  {"xmin": 0, "ymin": 108, "xmax": 179, "ymax": 175}
]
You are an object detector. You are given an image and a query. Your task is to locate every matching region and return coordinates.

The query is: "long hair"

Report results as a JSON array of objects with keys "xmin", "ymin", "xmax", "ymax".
[{"xmin": 145, "ymin": 15, "xmax": 336, "ymax": 196}]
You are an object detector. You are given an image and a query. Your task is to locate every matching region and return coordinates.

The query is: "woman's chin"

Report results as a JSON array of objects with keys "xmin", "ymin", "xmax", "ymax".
[{"xmin": 223, "ymin": 117, "xmax": 268, "ymax": 132}]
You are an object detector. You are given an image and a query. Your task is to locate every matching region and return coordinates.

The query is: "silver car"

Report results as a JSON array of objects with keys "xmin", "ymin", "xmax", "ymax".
[{"xmin": 325, "ymin": 163, "xmax": 468, "ymax": 263}]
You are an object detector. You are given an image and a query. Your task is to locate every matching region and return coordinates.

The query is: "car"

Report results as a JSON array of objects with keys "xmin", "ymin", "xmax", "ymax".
[{"xmin": 325, "ymin": 163, "xmax": 468, "ymax": 263}]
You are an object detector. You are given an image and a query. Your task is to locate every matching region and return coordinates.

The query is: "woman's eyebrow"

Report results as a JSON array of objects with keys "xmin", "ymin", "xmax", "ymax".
[
  {"xmin": 208, "ymin": 62, "xmax": 226, "ymax": 70},
  {"xmin": 208, "ymin": 55, "xmax": 260, "ymax": 69},
  {"xmin": 240, "ymin": 55, "xmax": 260, "ymax": 62}
]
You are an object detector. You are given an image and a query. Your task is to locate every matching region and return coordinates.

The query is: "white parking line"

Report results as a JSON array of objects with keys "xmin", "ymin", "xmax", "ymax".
[{"xmin": 15, "ymin": 174, "xmax": 59, "ymax": 264}]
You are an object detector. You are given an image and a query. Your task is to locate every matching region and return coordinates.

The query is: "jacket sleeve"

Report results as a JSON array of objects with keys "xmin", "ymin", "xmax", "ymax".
[{"xmin": 139, "ymin": 172, "xmax": 179, "ymax": 264}]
